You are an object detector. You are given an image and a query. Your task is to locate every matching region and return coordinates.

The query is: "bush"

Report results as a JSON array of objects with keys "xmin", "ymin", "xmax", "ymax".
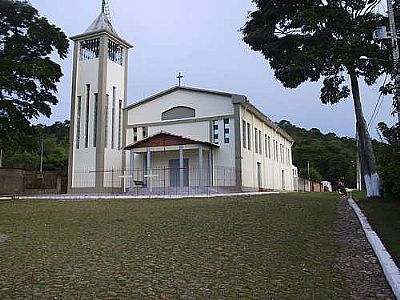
[{"xmin": 376, "ymin": 123, "xmax": 400, "ymax": 198}]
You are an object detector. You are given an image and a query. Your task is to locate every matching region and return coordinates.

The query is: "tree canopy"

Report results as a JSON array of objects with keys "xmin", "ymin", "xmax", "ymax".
[
  {"xmin": 242, "ymin": 0, "xmax": 390, "ymax": 101},
  {"xmin": 0, "ymin": 120, "xmax": 69, "ymax": 173},
  {"xmin": 0, "ymin": 0, "xmax": 69, "ymax": 139},
  {"xmin": 278, "ymin": 120, "xmax": 357, "ymax": 187},
  {"xmin": 242, "ymin": 0, "xmax": 390, "ymax": 196}
]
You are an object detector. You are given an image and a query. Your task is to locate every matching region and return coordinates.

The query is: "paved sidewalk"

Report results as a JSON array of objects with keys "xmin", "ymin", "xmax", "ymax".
[
  {"xmin": 12, "ymin": 191, "xmax": 281, "ymax": 201},
  {"xmin": 336, "ymin": 197, "xmax": 395, "ymax": 299}
]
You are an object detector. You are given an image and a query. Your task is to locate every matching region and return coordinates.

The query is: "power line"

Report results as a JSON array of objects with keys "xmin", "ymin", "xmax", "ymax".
[{"xmin": 368, "ymin": 74, "xmax": 388, "ymax": 129}]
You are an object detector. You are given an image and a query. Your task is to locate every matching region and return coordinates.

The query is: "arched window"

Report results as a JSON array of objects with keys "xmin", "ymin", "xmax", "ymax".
[{"xmin": 161, "ymin": 106, "xmax": 196, "ymax": 121}]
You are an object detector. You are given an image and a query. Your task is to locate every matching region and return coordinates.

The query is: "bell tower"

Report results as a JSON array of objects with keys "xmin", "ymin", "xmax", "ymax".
[{"xmin": 68, "ymin": 2, "xmax": 133, "ymax": 193}]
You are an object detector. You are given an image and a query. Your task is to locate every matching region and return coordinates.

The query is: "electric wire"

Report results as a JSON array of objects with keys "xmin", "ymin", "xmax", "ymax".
[{"xmin": 368, "ymin": 74, "xmax": 388, "ymax": 129}]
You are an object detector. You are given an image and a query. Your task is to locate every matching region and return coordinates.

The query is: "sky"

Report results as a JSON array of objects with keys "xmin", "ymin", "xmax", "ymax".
[{"xmin": 30, "ymin": 0, "xmax": 397, "ymax": 139}]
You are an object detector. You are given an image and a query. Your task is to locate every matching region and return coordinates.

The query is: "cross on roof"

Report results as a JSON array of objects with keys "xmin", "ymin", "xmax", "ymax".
[{"xmin": 177, "ymin": 72, "xmax": 183, "ymax": 87}]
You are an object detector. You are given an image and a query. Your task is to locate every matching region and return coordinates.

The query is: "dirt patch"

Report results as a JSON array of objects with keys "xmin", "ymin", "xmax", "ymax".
[
  {"xmin": 0, "ymin": 234, "xmax": 8, "ymax": 243},
  {"xmin": 336, "ymin": 197, "xmax": 395, "ymax": 299}
]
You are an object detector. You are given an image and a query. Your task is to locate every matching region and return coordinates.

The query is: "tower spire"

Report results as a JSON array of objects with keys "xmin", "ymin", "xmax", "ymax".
[{"xmin": 102, "ymin": 0, "xmax": 111, "ymax": 21}]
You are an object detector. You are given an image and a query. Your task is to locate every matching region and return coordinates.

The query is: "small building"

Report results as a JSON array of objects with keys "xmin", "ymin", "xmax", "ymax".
[{"xmin": 67, "ymin": 5, "xmax": 297, "ymax": 194}]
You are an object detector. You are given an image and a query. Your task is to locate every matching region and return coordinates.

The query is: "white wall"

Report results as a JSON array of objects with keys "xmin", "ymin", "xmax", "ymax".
[
  {"xmin": 126, "ymin": 90, "xmax": 236, "ymax": 181},
  {"xmin": 127, "ymin": 89, "xmax": 234, "ymax": 125},
  {"xmin": 240, "ymin": 106, "xmax": 295, "ymax": 191},
  {"xmin": 103, "ymin": 60, "xmax": 126, "ymax": 188},
  {"xmin": 72, "ymin": 59, "xmax": 99, "ymax": 187},
  {"xmin": 72, "ymin": 56, "xmax": 126, "ymax": 188}
]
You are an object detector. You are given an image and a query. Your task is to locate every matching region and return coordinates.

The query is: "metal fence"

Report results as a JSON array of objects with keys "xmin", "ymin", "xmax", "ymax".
[{"xmin": 73, "ymin": 166, "xmax": 237, "ymax": 196}]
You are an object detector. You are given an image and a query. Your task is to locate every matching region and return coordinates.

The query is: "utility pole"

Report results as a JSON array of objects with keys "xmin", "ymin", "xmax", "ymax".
[
  {"xmin": 40, "ymin": 137, "xmax": 44, "ymax": 173},
  {"xmin": 0, "ymin": 149, "xmax": 3, "ymax": 168},
  {"xmin": 387, "ymin": 0, "xmax": 400, "ymax": 124},
  {"xmin": 307, "ymin": 160, "xmax": 311, "ymax": 192},
  {"xmin": 356, "ymin": 133, "xmax": 362, "ymax": 191}
]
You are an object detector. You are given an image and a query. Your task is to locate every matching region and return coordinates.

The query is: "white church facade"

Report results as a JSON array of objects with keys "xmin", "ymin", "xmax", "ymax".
[{"xmin": 67, "ymin": 8, "xmax": 298, "ymax": 194}]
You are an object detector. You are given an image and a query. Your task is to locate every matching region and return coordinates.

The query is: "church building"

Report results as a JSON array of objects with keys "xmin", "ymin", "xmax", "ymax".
[{"xmin": 67, "ymin": 5, "xmax": 298, "ymax": 194}]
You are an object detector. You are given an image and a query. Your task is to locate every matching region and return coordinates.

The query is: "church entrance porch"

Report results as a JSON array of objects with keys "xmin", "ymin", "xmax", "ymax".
[{"xmin": 124, "ymin": 132, "xmax": 237, "ymax": 195}]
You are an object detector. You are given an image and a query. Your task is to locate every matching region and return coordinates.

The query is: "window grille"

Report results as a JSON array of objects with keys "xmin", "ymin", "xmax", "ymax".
[
  {"xmin": 80, "ymin": 38, "xmax": 100, "ymax": 61},
  {"xmin": 212, "ymin": 120, "xmax": 219, "ymax": 144},
  {"xmin": 133, "ymin": 128, "xmax": 138, "ymax": 142},
  {"xmin": 108, "ymin": 40, "xmax": 123, "ymax": 65},
  {"xmin": 224, "ymin": 119, "xmax": 230, "ymax": 143}
]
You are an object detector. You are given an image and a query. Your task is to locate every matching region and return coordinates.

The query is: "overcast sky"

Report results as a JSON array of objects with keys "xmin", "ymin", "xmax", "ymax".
[{"xmin": 30, "ymin": 0, "xmax": 396, "ymax": 139}]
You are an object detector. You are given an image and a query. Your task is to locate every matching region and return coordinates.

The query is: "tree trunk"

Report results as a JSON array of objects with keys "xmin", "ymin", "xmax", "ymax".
[{"xmin": 349, "ymin": 70, "xmax": 380, "ymax": 197}]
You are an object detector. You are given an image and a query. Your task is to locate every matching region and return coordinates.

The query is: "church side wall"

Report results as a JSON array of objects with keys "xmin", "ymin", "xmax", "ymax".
[{"xmin": 239, "ymin": 106, "xmax": 295, "ymax": 191}]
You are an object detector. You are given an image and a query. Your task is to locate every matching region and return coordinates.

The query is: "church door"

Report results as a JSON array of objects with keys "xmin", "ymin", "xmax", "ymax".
[{"xmin": 169, "ymin": 159, "xmax": 189, "ymax": 187}]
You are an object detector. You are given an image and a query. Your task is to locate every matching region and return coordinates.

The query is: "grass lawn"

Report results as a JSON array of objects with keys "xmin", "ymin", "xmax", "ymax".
[
  {"xmin": 0, "ymin": 193, "xmax": 350, "ymax": 299},
  {"xmin": 356, "ymin": 194, "xmax": 400, "ymax": 266}
]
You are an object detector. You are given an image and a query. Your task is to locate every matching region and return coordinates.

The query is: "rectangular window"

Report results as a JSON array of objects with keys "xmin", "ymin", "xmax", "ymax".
[
  {"xmin": 275, "ymin": 141, "xmax": 279, "ymax": 161},
  {"xmin": 255, "ymin": 128, "xmax": 258, "ymax": 153},
  {"xmin": 212, "ymin": 120, "xmax": 219, "ymax": 144},
  {"xmin": 259, "ymin": 130, "xmax": 262, "ymax": 155},
  {"xmin": 118, "ymin": 99, "xmax": 122, "ymax": 149},
  {"xmin": 265, "ymin": 135, "xmax": 268, "ymax": 157},
  {"xmin": 287, "ymin": 148, "xmax": 290, "ymax": 165},
  {"xmin": 224, "ymin": 118, "xmax": 230, "ymax": 143},
  {"xmin": 105, "ymin": 94, "xmax": 109, "ymax": 148},
  {"xmin": 142, "ymin": 127, "xmax": 148, "ymax": 138},
  {"xmin": 133, "ymin": 128, "xmax": 138, "ymax": 142},
  {"xmin": 76, "ymin": 96, "xmax": 82, "ymax": 149},
  {"xmin": 93, "ymin": 93, "xmax": 98, "ymax": 147},
  {"xmin": 242, "ymin": 120, "xmax": 246, "ymax": 148},
  {"xmin": 111, "ymin": 87, "xmax": 116, "ymax": 149},
  {"xmin": 268, "ymin": 136, "xmax": 271, "ymax": 159},
  {"xmin": 84, "ymin": 84, "xmax": 90, "ymax": 148},
  {"xmin": 80, "ymin": 38, "xmax": 100, "ymax": 61},
  {"xmin": 247, "ymin": 123, "xmax": 251, "ymax": 150},
  {"xmin": 108, "ymin": 40, "xmax": 123, "ymax": 65}
]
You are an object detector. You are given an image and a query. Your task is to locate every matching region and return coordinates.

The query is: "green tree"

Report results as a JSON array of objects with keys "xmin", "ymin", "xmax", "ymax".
[
  {"xmin": 376, "ymin": 123, "xmax": 400, "ymax": 198},
  {"xmin": 279, "ymin": 120, "xmax": 357, "ymax": 188},
  {"xmin": 242, "ymin": 0, "xmax": 390, "ymax": 197},
  {"xmin": 1, "ymin": 121, "xmax": 69, "ymax": 173},
  {"xmin": 0, "ymin": 0, "xmax": 69, "ymax": 140},
  {"xmin": 299, "ymin": 167, "xmax": 322, "ymax": 182}
]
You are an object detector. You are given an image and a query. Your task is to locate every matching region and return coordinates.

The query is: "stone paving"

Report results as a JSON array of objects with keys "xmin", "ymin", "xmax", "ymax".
[{"xmin": 336, "ymin": 197, "xmax": 395, "ymax": 299}]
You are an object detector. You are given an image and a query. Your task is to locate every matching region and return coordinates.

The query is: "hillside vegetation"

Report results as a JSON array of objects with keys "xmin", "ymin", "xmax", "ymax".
[{"xmin": 278, "ymin": 120, "xmax": 358, "ymax": 188}]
